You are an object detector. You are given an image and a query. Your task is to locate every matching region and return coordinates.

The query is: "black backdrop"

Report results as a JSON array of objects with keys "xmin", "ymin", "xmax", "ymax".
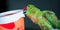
[{"xmin": 0, "ymin": 0, "xmax": 60, "ymax": 30}]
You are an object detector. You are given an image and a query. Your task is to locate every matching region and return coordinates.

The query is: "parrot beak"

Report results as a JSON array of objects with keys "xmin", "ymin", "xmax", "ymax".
[
  {"xmin": 23, "ymin": 6, "xmax": 27, "ymax": 11},
  {"xmin": 23, "ymin": 6, "xmax": 27, "ymax": 13},
  {"xmin": 23, "ymin": 6, "xmax": 27, "ymax": 14}
]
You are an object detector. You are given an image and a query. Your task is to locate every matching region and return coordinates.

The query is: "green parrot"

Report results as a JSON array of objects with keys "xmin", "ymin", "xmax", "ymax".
[
  {"xmin": 26, "ymin": 4, "xmax": 53, "ymax": 30},
  {"xmin": 58, "ymin": 20, "xmax": 60, "ymax": 29},
  {"xmin": 43, "ymin": 10, "xmax": 60, "ymax": 29}
]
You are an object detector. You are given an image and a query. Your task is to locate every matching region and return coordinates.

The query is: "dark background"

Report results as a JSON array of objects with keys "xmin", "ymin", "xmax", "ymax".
[{"xmin": 0, "ymin": 0, "xmax": 60, "ymax": 30}]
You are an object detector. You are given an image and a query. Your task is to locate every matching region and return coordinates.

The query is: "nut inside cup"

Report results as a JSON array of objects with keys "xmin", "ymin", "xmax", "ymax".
[{"xmin": 0, "ymin": 12, "xmax": 18, "ymax": 17}]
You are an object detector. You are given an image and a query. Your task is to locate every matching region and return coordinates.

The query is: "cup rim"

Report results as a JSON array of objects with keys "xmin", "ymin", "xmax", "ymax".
[{"xmin": 0, "ymin": 9, "xmax": 23, "ymax": 17}]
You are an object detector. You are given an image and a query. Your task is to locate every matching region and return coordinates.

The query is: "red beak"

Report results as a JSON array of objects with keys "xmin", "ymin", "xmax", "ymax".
[{"xmin": 23, "ymin": 6, "xmax": 27, "ymax": 10}]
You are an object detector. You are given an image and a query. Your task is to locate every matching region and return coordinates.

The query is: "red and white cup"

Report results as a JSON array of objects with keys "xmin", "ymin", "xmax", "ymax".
[{"xmin": 0, "ymin": 9, "xmax": 25, "ymax": 30}]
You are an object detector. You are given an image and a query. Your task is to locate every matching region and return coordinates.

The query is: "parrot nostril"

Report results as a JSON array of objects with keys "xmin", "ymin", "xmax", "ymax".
[{"xmin": 0, "ymin": 22, "xmax": 15, "ymax": 29}]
